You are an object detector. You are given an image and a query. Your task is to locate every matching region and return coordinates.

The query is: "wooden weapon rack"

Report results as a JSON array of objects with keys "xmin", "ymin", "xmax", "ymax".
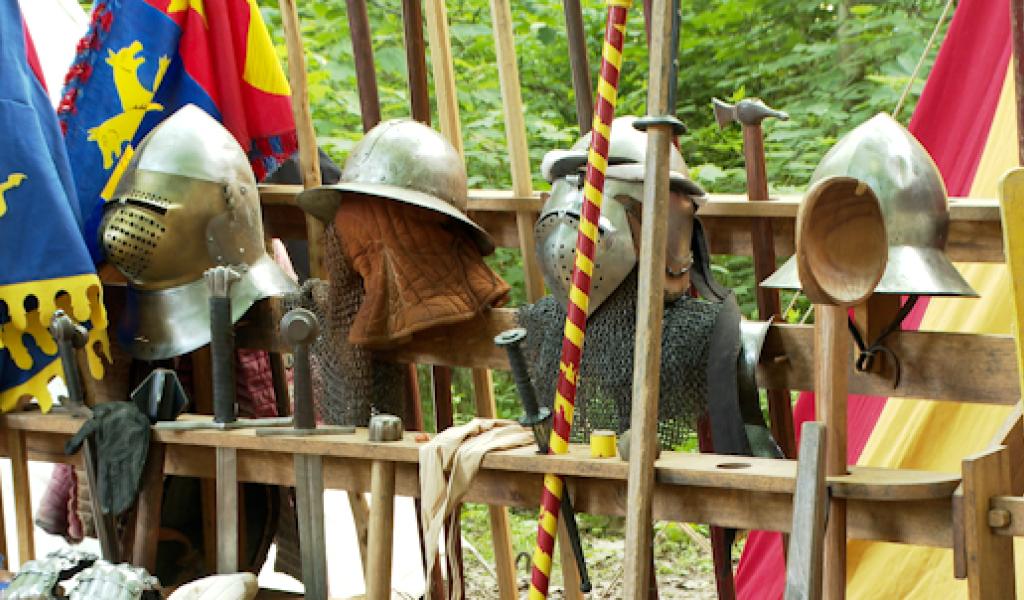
[{"xmin": 3, "ymin": 1, "xmax": 1024, "ymax": 599}]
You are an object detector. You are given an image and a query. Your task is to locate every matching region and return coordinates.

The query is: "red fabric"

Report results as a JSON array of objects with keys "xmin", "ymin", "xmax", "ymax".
[{"xmin": 735, "ymin": 0, "xmax": 1011, "ymax": 596}]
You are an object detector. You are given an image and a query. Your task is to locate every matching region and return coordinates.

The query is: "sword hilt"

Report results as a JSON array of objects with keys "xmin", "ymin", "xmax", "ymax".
[
  {"xmin": 205, "ymin": 267, "xmax": 241, "ymax": 425},
  {"xmin": 49, "ymin": 310, "xmax": 89, "ymax": 415},
  {"xmin": 281, "ymin": 308, "xmax": 320, "ymax": 431},
  {"xmin": 494, "ymin": 328, "xmax": 552, "ymax": 446}
]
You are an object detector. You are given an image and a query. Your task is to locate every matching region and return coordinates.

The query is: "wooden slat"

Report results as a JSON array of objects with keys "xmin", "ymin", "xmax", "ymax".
[
  {"xmin": 258, "ymin": 186, "xmax": 1005, "ymax": 261},
  {"xmin": 8, "ymin": 430, "xmax": 33, "ymax": 566},
  {"xmin": 0, "ymin": 414, "xmax": 960, "ymax": 551},
  {"xmin": 962, "ymin": 447, "xmax": 1016, "ymax": 599}
]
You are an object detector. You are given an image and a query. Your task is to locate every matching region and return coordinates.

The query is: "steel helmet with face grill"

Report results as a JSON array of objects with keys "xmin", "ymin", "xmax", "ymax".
[
  {"xmin": 535, "ymin": 116, "xmax": 706, "ymax": 311},
  {"xmin": 100, "ymin": 104, "xmax": 297, "ymax": 360}
]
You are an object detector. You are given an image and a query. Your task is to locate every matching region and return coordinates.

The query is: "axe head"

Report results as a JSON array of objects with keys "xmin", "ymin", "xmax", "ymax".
[
  {"xmin": 131, "ymin": 368, "xmax": 190, "ymax": 423},
  {"xmin": 712, "ymin": 98, "xmax": 737, "ymax": 130}
]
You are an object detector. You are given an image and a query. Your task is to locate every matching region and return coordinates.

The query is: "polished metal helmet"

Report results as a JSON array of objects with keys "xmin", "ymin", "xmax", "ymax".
[
  {"xmin": 762, "ymin": 112, "xmax": 976, "ymax": 297},
  {"xmin": 535, "ymin": 176, "xmax": 639, "ymax": 311},
  {"xmin": 296, "ymin": 118, "xmax": 494, "ymax": 255},
  {"xmin": 540, "ymin": 115, "xmax": 705, "ymax": 204},
  {"xmin": 100, "ymin": 104, "xmax": 297, "ymax": 360}
]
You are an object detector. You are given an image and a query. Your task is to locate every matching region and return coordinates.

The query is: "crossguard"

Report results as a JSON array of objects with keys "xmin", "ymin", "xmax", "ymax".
[
  {"xmin": 713, "ymin": 97, "xmax": 789, "ymax": 128},
  {"xmin": 49, "ymin": 310, "xmax": 88, "ymax": 349},
  {"xmin": 281, "ymin": 308, "xmax": 320, "ymax": 347},
  {"xmin": 203, "ymin": 266, "xmax": 241, "ymax": 298}
]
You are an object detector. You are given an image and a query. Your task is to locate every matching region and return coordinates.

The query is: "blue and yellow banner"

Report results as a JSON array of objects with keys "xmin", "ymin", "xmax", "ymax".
[
  {"xmin": 59, "ymin": 0, "xmax": 297, "ymax": 262},
  {"xmin": 0, "ymin": 0, "xmax": 109, "ymax": 413}
]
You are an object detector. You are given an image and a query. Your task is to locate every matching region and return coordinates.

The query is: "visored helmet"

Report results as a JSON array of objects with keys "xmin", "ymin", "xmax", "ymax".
[
  {"xmin": 296, "ymin": 118, "xmax": 494, "ymax": 255},
  {"xmin": 540, "ymin": 115, "xmax": 705, "ymax": 203},
  {"xmin": 100, "ymin": 105, "xmax": 297, "ymax": 360},
  {"xmin": 762, "ymin": 113, "xmax": 976, "ymax": 297}
]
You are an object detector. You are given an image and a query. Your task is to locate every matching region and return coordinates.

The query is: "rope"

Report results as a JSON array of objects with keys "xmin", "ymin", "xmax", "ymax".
[{"xmin": 892, "ymin": 0, "xmax": 955, "ymax": 120}]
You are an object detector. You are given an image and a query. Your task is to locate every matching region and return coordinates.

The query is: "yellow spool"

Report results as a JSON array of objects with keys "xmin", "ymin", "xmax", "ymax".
[{"xmin": 590, "ymin": 430, "xmax": 617, "ymax": 458}]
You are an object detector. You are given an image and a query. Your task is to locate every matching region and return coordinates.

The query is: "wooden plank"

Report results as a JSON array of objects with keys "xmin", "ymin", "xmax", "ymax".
[
  {"xmin": 962, "ymin": 446, "xmax": 1016, "ymax": 600},
  {"xmin": 489, "ymin": 0, "xmax": 545, "ymax": 302},
  {"xmin": 0, "ymin": 459, "xmax": 6, "ymax": 570},
  {"xmin": 423, "ymin": 0, "xmax": 462, "ymax": 155},
  {"xmin": 402, "ymin": 0, "xmax": 432, "ymax": 124},
  {"xmin": 132, "ymin": 442, "xmax": 166, "ymax": 573},
  {"xmin": 471, "ymin": 369, "xmax": 519, "ymax": 599},
  {"xmin": 346, "ymin": 0, "xmax": 382, "ymax": 132},
  {"xmin": 785, "ymin": 422, "xmax": 827, "ymax": 600},
  {"xmin": 8, "ymin": 429, "xmax": 33, "ymax": 566}
]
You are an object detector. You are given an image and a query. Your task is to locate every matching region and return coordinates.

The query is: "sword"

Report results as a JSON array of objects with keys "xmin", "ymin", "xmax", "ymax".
[
  {"xmin": 494, "ymin": 328, "xmax": 592, "ymax": 592},
  {"xmin": 49, "ymin": 311, "xmax": 118, "ymax": 561}
]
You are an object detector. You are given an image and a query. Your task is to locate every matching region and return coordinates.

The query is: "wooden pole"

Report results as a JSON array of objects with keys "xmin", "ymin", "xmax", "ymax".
[
  {"xmin": 278, "ymin": 0, "xmax": 324, "ymax": 277},
  {"xmin": 962, "ymin": 446, "xmax": 1016, "ymax": 600},
  {"xmin": 423, "ymin": 0, "xmax": 463, "ymax": 154},
  {"xmin": 815, "ymin": 304, "xmax": 848, "ymax": 600},
  {"xmin": 563, "ymin": 0, "xmax": 594, "ymax": 134},
  {"xmin": 488, "ymin": 0, "xmax": 546, "ymax": 304},
  {"xmin": 623, "ymin": 0, "xmax": 672, "ymax": 593},
  {"xmin": 0, "ymin": 467, "xmax": 7, "ymax": 569},
  {"xmin": 132, "ymin": 443, "xmax": 166, "ymax": 573},
  {"xmin": 346, "ymin": 0, "xmax": 383, "ymax": 132},
  {"xmin": 1011, "ymin": 0, "xmax": 1024, "ymax": 166},
  {"xmin": 785, "ymin": 422, "xmax": 827, "ymax": 600},
  {"xmin": 365, "ymin": 460, "xmax": 397, "ymax": 600},
  {"xmin": 8, "ymin": 430, "xmax": 33, "ymax": 567},
  {"xmin": 402, "ymin": 0, "xmax": 432, "ymax": 125}
]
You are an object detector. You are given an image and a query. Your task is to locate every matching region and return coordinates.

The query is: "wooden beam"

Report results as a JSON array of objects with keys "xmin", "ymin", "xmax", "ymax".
[
  {"xmin": 962, "ymin": 446, "xmax": 1016, "ymax": 600},
  {"xmin": 8, "ymin": 429, "xmax": 33, "ymax": 566}
]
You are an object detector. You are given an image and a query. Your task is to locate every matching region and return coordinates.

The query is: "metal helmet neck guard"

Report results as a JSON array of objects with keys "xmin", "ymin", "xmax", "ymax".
[
  {"xmin": 100, "ymin": 104, "xmax": 297, "ymax": 360},
  {"xmin": 296, "ymin": 119, "xmax": 494, "ymax": 255},
  {"xmin": 762, "ymin": 112, "xmax": 976, "ymax": 297}
]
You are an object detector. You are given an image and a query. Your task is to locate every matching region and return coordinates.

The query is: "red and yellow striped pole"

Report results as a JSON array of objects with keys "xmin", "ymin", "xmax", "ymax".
[{"xmin": 528, "ymin": 1, "xmax": 631, "ymax": 597}]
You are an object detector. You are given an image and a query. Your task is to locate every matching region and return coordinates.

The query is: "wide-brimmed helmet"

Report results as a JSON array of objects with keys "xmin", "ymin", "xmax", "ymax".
[
  {"xmin": 296, "ymin": 119, "xmax": 494, "ymax": 255},
  {"xmin": 762, "ymin": 112, "xmax": 976, "ymax": 297},
  {"xmin": 100, "ymin": 105, "xmax": 297, "ymax": 360}
]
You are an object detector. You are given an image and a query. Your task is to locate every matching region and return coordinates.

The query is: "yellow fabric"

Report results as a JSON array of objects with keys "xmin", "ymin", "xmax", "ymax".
[
  {"xmin": 0, "ymin": 356, "xmax": 63, "ymax": 413},
  {"xmin": 845, "ymin": 63, "xmax": 1021, "ymax": 599}
]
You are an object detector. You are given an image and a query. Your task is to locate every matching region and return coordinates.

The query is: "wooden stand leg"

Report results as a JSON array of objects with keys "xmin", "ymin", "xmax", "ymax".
[
  {"xmin": 709, "ymin": 526, "xmax": 736, "ymax": 600},
  {"xmin": 8, "ymin": 429, "xmax": 33, "ymax": 567},
  {"xmin": 962, "ymin": 446, "xmax": 1016, "ymax": 600},
  {"xmin": 132, "ymin": 442, "xmax": 166, "ymax": 573},
  {"xmin": 216, "ymin": 447, "xmax": 239, "ymax": 573},
  {"xmin": 785, "ymin": 422, "xmax": 827, "ymax": 600},
  {"xmin": 366, "ymin": 460, "xmax": 396, "ymax": 600},
  {"xmin": 0, "ymin": 464, "xmax": 7, "ymax": 569},
  {"xmin": 471, "ymin": 368, "xmax": 520, "ymax": 599},
  {"xmin": 557, "ymin": 515, "xmax": 585, "ymax": 600}
]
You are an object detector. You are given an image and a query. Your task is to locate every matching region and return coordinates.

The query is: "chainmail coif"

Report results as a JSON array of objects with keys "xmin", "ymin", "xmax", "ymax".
[
  {"xmin": 517, "ymin": 270, "xmax": 721, "ymax": 450},
  {"xmin": 282, "ymin": 227, "xmax": 405, "ymax": 426}
]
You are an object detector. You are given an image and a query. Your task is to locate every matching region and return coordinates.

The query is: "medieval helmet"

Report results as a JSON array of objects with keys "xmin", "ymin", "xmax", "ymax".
[
  {"xmin": 762, "ymin": 113, "xmax": 976, "ymax": 297},
  {"xmin": 535, "ymin": 116, "xmax": 706, "ymax": 311},
  {"xmin": 100, "ymin": 105, "xmax": 297, "ymax": 361},
  {"xmin": 296, "ymin": 119, "xmax": 494, "ymax": 255}
]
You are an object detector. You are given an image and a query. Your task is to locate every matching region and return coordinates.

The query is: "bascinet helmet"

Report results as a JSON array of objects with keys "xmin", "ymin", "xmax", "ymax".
[
  {"xmin": 535, "ymin": 116, "xmax": 706, "ymax": 311},
  {"xmin": 100, "ymin": 105, "xmax": 297, "ymax": 360},
  {"xmin": 296, "ymin": 118, "xmax": 495, "ymax": 255},
  {"xmin": 762, "ymin": 113, "xmax": 976, "ymax": 297}
]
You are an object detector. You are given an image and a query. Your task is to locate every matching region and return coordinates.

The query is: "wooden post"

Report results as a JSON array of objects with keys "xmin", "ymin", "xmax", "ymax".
[
  {"xmin": 132, "ymin": 443, "xmax": 166, "ymax": 573},
  {"xmin": 962, "ymin": 446, "xmax": 1016, "ymax": 600},
  {"xmin": 815, "ymin": 304, "xmax": 848, "ymax": 600},
  {"xmin": 346, "ymin": 0, "xmax": 382, "ymax": 132},
  {"xmin": 8, "ymin": 429, "xmax": 33, "ymax": 566},
  {"xmin": 423, "ymin": 0, "xmax": 463, "ymax": 154},
  {"xmin": 785, "ymin": 422, "xmax": 827, "ymax": 600},
  {"xmin": 278, "ymin": 0, "xmax": 325, "ymax": 277},
  {"xmin": 623, "ymin": 0, "xmax": 673, "ymax": 593},
  {"xmin": 1011, "ymin": 0, "xmax": 1024, "ymax": 166},
  {"xmin": 489, "ymin": 0, "xmax": 545, "ymax": 302},
  {"xmin": 0, "ymin": 467, "xmax": 7, "ymax": 569},
  {"xmin": 366, "ymin": 460, "xmax": 397, "ymax": 600},
  {"xmin": 999, "ymin": 169, "xmax": 1024, "ymax": 403},
  {"xmin": 402, "ymin": 0, "xmax": 432, "ymax": 125},
  {"xmin": 562, "ymin": 0, "xmax": 594, "ymax": 135}
]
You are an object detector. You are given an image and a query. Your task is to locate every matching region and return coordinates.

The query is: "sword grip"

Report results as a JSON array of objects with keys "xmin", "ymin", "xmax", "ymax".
[
  {"xmin": 281, "ymin": 309, "xmax": 320, "ymax": 431},
  {"xmin": 209, "ymin": 296, "xmax": 236, "ymax": 425},
  {"xmin": 495, "ymin": 329, "xmax": 542, "ymax": 419}
]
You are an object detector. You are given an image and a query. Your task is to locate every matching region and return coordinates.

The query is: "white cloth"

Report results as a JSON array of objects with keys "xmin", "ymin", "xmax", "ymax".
[
  {"xmin": 419, "ymin": 419, "xmax": 533, "ymax": 600},
  {"xmin": 167, "ymin": 573, "xmax": 259, "ymax": 600}
]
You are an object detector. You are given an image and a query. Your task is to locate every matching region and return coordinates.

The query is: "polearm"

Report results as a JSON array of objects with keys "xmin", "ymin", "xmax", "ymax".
[
  {"xmin": 347, "ymin": 0, "xmax": 382, "ymax": 132},
  {"xmin": 624, "ymin": 0, "xmax": 685, "ymax": 591},
  {"xmin": 528, "ymin": 1, "xmax": 631, "ymax": 597},
  {"xmin": 563, "ymin": 0, "xmax": 593, "ymax": 135}
]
